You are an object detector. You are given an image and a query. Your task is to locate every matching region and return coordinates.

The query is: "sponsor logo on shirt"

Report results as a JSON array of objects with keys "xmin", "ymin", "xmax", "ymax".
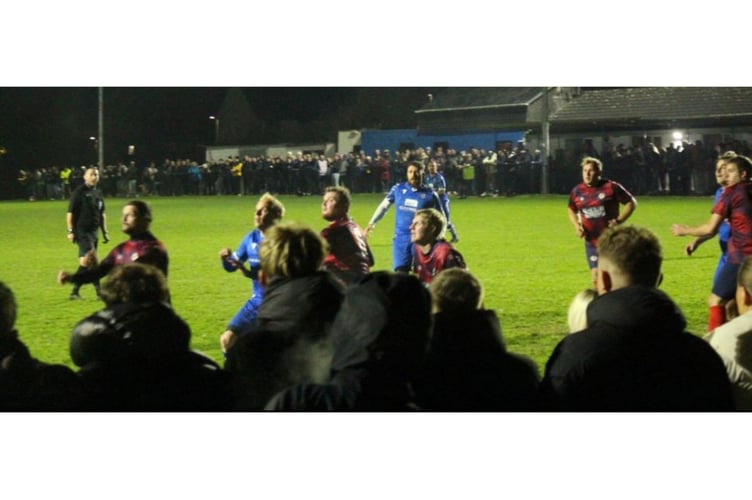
[
  {"xmin": 582, "ymin": 206, "xmax": 606, "ymax": 219},
  {"xmin": 405, "ymin": 198, "xmax": 418, "ymax": 208}
]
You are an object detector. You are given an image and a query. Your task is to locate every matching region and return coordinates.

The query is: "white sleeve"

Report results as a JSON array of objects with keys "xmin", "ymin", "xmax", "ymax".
[{"xmin": 368, "ymin": 197, "xmax": 393, "ymax": 226}]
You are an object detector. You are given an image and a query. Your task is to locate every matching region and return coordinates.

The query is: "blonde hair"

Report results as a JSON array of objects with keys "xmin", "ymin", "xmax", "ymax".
[
  {"xmin": 260, "ymin": 222, "xmax": 328, "ymax": 279},
  {"xmin": 258, "ymin": 192, "xmax": 285, "ymax": 222},
  {"xmin": 567, "ymin": 288, "xmax": 597, "ymax": 333}
]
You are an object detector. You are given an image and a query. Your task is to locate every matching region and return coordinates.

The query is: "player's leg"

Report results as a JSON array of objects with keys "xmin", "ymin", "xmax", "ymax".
[
  {"xmin": 392, "ymin": 235, "xmax": 412, "ymax": 273},
  {"xmin": 443, "ymin": 196, "xmax": 459, "ymax": 243},
  {"xmin": 709, "ymin": 262, "xmax": 740, "ymax": 331},
  {"xmin": 585, "ymin": 241, "xmax": 599, "ymax": 290},
  {"xmin": 71, "ymin": 233, "xmax": 96, "ymax": 299}
]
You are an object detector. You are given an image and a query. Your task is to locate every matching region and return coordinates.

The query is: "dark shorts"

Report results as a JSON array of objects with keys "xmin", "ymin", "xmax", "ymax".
[
  {"xmin": 711, "ymin": 260, "xmax": 740, "ymax": 300},
  {"xmin": 76, "ymin": 231, "xmax": 98, "ymax": 258},
  {"xmin": 585, "ymin": 240, "xmax": 599, "ymax": 270}
]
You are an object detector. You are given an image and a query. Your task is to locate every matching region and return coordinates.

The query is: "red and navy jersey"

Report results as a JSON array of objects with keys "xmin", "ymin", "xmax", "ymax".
[
  {"xmin": 712, "ymin": 181, "xmax": 752, "ymax": 264},
  {"xmin": 71, "ymin": 231, "xmax": 168, "ymax": 285},
  {"xmin": 412, "ymin": 240, "xmax": 466, "ymax": 285},
  {"xmin": 321, "ymin": 217, "xmax": 374, "ymax": 283},
  {"xmin": 568, "ymin": 179, "xmax": 635, "ymax": 245}
]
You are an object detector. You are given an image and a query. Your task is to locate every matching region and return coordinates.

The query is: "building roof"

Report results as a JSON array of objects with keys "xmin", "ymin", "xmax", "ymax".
[
  {"xmin": 415, "ymin": 87, "xmax": 543, "ymax": 113},
  {"xmin": 550, "ymin": 87, "xmax": 752, "ymax": 130}
]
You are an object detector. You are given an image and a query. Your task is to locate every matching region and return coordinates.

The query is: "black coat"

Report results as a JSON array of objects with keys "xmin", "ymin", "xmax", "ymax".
[
  {"xmin": 539, "ymin": 285, "xmax": 734, "ymax": 411},
  {"xmin": 415, "ymin": 309, "xmax": 540, "ymax": 411}
]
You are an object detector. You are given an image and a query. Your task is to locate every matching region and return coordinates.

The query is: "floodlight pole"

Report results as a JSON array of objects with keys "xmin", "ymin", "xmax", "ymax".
[
  {"xmin": 98, "ymin": 87, "xmax": 104, "ymax": 169},
  {"xmin": 541, "ymin": 87, "xmax": 550, "ymax": 194}
]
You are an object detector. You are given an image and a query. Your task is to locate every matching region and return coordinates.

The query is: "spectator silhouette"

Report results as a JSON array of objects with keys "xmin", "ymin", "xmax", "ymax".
[
  {"xmin": 265, "ymin": 271, "xmax": 432, "ymax": 411},
  {"xmin": 0, "ymin": 281, "xmax": 84, "ymax": 411},
  {"xmin": 414, "ymin": 268, "xmax": 540, "ymax": 411},
  {"xmin": 70, "ymin": 263, "xmax": 230, "ymax": 411},
  {"xmin": 539, "ymin": 225, "xmax": 734, "ymax": 411}
]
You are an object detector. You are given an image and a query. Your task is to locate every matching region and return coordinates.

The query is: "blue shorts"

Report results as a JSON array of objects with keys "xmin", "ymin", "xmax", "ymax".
[
  {"xmin": 228, "ymin": 294, "xmax": 263, "ymax": 336},
  {"xmin": 392, "ymin": 235, "xmax": 413, "ymax": 272},
  {"xmin": 712, "ymin": 261, "xmax": 740, "ymax": 300},
  {"xmin": 585, "ymin": 241, "xmax": 599, "ymax": 270}
]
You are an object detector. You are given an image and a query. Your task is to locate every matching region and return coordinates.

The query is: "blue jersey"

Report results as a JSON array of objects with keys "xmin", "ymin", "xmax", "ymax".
[
  {"xmin": 380, "ymin": 182, "xmax": 444, "ymax": 237},
  {"xmin": 424, "ymin": 172, "xmax": 447, "ymax": 194},
  {"xmin": 223, "ymin": 227, "xmax": 264, "ymax": 300}
]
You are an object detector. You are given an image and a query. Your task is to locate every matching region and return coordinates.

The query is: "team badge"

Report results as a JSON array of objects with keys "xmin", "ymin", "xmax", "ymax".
[{"xmin": 598, "ymin": 193, "xmax": 605, "ymax": 200}]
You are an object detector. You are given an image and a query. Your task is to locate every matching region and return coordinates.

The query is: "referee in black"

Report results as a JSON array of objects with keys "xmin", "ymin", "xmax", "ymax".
[{"xmin": 66, "ymin": 167, "xmax": 110, "ymax": 299}]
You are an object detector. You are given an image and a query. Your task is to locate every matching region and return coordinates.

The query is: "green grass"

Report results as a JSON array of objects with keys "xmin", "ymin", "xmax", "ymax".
[{"xmin": 0, "ymin": 193, "xmax": 720, "ymax": 371}]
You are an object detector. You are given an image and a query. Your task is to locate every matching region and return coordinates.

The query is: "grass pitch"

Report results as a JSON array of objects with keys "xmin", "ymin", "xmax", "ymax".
[{"xmin": 0, "ymin": 193, "xmax": 718, "ymax": 371}]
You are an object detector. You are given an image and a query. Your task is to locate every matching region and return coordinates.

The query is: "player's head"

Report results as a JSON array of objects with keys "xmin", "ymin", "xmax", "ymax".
[
  {"xmin": 567, "ymin": 288, "xmax": 597, "ymax": 333},
  {"xmin": 260, "ymin": 222, "xmax": 328, "ymax": 281},
  {"xmin": 410, "ymin": 208, "xmax": 446, "ymax": 245},
  {"xmin": 122, "ymin": 200, "xmax": 152, "ymax": 235},
  {"xmin": 722, "ymin": 155, "xmax": 752, "ymax": 186},
  {"xmin": 596, "ymin": 225, "xmax": 662, "ymax": 295},
  {"xmin": 83, "ymin": 167, "xmax": 100, "ymax": 187},
  {"xmin": 0, "ymin": 281, "xmax": 18, "ymax": 341},
  {"xmin": 99, "ymin": 263, "xmax": 170, "ymax": 306},
  {"xmin": 736, "ymin": 255, "xmax": 752, "ymax": 315},
  {"xmin": 321, "ymin": 186, "xmax": 350, "ymax": 221},
  {"xmin": 715, "ymin": 151, "xmax": 737, "ymax": 186},
  {"xmin": 580, "ymin": 157, "xmax": 603, "ymax": 186},
  {"xmin": 427, "ymin": 159, "xmax": 438, "ymax": 174},
  {"xmin": 406, "ymin": 161, "xmax": 425, "ymax": 188},
  {"xmin": 255, "ymin": 193, "xmax": 285, "ymax": 231},
  {"xmin": 428, "ymin": 268, "xmax": 484, "ymax": 314}
]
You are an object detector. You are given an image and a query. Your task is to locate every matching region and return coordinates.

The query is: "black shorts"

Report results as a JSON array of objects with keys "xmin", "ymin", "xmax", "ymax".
[{"xmin": 76, "ymin": 231, "xmax": 98, "ymax": 257}]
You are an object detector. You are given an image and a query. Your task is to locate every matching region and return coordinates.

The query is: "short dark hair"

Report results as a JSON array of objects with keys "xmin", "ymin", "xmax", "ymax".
[
  {"xmin": 99, "ymin": 263, "xmax": 169, "ymax": 306},
  {"xmin": 598, "ymin": 225, "xmax": 662, "ymax": 287},
  {"xmin": 126, "ymin": 200, "xmax": 152, "ymax": 223},
  {"xmin": 325, "ymin": 186, "xmax": 351, "ymax": 213}
]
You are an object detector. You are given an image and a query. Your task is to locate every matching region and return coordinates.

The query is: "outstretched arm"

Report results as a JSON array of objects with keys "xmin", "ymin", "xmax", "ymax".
[
  {"xmin": 671, "ymin": 213, "xmax": 724, "ymax": 238},
  {"xmin": 366, "ymin": 197, "xmax": 392, "ymax": 233}
]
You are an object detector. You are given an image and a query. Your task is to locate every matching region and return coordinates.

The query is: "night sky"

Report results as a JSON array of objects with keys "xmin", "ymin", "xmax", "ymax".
[{"xmin": 0, "ymin": 87, "xmax": 434, "ymax": 172}]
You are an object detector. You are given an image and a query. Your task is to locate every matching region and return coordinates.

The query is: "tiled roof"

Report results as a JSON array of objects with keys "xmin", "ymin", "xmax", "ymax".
[
  {"xmin": 416, "ymin": 87, "xmax": 543, "ymax": 113},
  {"xmin": 551, "ymin": 87, "xmax": 752, "ymax": 123}
]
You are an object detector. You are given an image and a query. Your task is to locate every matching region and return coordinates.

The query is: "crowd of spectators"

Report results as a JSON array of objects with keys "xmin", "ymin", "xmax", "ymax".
[{"xmin": 16, "ymin": 138, "xmax": 752, "ymax": 201}]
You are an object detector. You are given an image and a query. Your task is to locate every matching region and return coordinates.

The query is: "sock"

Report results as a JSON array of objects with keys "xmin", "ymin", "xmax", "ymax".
[{"xmin": 708, "ymin": 305, "xmax": 726, "ymax": 332}]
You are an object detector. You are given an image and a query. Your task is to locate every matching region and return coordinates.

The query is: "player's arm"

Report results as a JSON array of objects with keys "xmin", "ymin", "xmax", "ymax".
[
  {"xmin": 567, "ymin": 207, "xmax": 585, "ymax": 238},
  {"xmin": 610, "ymin": 199, "xmax": 636, "ymax": 226},
  {"xmin": 685, "ymin": 234, "xmax": 714, "ymax": 256},
  {"xmin": 366, "ymin": 197, "xmax": 392, "ymax": 233},
  {"xmin": 66, "ymin": 212, "xmax": 75, "ymax": 241},
  {"xmin": 100, "ymin": 212, "xmax": 109, "ymax": 243},
  {"xmin": 671, "ymin": 213, "xmax": 724, "ymax": 238}
]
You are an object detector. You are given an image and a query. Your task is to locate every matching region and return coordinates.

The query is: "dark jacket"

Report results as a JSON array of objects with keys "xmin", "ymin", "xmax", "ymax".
[
  {"xmin": 224, "ymin": 272, "xmax": 345, "ymax": 410},
  {"xmin": 265, "ymin": 271, "xmax": 432, "ymax": 411},
  {"xmin": 0, "ymin": 337, "xmax": 85, "ymax": 411},
  {"xmin": 415, "ymin": 309, "xmax": 540, "ymax": 411},
  {"xmin": 71, "ymin": 301, "xmax": 230, "ymax": 411},
  {"xmin": 539, "ymin": 285, "xmax": 734, "ymax": 411}
]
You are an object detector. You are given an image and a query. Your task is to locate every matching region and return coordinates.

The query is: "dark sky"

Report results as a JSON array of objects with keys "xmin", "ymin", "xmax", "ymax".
[{"xmin": 0, "ymin": 87, "xmax": 431, "ymax": 175}]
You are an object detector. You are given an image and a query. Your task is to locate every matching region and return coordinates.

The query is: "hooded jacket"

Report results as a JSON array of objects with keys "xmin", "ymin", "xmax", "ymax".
[
  {"xmin": 415, "ymin": 309, "xmax": 540, "ymax": 411},
  {"xmin": 539, "ymin": 285, "xmax": 734, "ymax": 411},
  {"xmin": 265, "ymin": 272, "xmax": 432, "ymax": 411}
]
